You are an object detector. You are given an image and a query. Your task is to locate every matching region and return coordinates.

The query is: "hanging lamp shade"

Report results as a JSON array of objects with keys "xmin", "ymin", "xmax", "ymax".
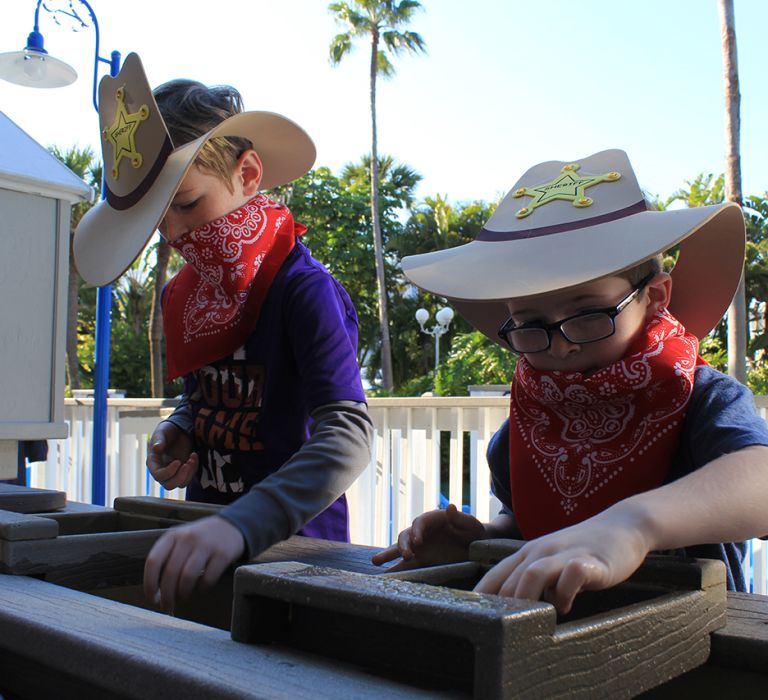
[{"xmin": 0, "ymin": 29, "xmax": 77, "ymax": 88}]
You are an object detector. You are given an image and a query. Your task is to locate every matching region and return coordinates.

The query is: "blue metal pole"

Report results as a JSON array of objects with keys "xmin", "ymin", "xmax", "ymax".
[{"xmin": 89, "ymin": 32, "xmax": 121, "ymax": 506}]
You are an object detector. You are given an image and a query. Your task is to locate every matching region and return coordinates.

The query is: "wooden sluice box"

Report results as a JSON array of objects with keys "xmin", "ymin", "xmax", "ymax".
[
  {"xmin": 232, "ymin": 541, "xmax": 727, "ymax": 698},
  {"xmin": 0, "ymin": 486, "xmax": 763, "ymax": 698}
]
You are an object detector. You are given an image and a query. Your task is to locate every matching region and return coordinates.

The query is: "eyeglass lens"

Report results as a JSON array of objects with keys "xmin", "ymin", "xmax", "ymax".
[{"xmin": 506, "ymin": 312, "xmax": 615, "ymax": 352}]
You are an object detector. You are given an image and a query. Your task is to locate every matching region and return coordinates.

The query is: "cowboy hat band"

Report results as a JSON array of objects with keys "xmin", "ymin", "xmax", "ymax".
[
  {"xmin": 74, "ymin": 53, "xmax": 316, "ymax": 288},
  {"xmin": 401, "ymin": 149, "xmax": 745, "ymax": 342}
]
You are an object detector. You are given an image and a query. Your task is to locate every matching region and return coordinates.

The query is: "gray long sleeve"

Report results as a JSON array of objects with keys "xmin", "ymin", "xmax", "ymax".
[
  {"xmin": 215, "ymin": 400, "xmax": 373, "ymax": 557},
  {"xmin": 162, "ymin": 394, "xmax": 194, "ymax": 435}
]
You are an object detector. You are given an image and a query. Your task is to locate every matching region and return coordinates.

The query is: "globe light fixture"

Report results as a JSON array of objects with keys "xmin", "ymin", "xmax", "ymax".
[{"xmin": 415, "ymin": 306, "xmax": 455, "ymax": 393}]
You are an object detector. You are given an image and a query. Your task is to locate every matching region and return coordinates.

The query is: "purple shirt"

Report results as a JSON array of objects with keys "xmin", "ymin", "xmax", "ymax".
[{"xmin": 182, "ymin": 241, "xmax": 366, "ymax": 541}]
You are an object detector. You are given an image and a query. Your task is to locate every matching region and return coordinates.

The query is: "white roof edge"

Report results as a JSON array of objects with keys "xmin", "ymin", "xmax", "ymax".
[
  {"xmin": 0, "ymin": 111, "xmax": 93, "ymax": 202},
  {"xmin": 0, "ymin": 174, "xmax": 93, "ymax": 204}
]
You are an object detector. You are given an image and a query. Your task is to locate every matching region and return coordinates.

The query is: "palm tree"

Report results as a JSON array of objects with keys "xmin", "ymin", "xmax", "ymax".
[
  {"xmin": 148, "ymin": 237, "xmax": 172, "ymax": 397},
  {"xmin": 719, "ymin": 0, "xmax": 746, "ymax": 383},
  {"xmin": 329, "ymin": 0, "xmax": 426, "ymax": 391},
  {"xmin": 48, "ymin": 145, "xmax": 101, "ymax": 391}
]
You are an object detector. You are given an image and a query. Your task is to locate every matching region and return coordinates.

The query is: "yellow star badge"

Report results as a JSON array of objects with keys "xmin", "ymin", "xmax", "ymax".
[
  {"xmin": 512, "ymin": 163, "xmax": 621, "ymax": 219},
  {"xmin": 102, "ymin": 86, "xmax": 150, "ymax": 179}
]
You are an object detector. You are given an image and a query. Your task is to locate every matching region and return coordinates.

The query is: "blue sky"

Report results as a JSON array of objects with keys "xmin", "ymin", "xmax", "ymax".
[{"xmin": 1, "ymin": 0, "xmax": 766, "ymax": 206}]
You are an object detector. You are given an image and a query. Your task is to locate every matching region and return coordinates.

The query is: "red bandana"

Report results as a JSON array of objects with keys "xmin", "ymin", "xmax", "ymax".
[
  {"xmin": 509, "ymin": 309, "xmax": 702, "ymax": 539},
  {"xmin": 162, "ymin": 194, "xmax": 305, "ymax": 380}
]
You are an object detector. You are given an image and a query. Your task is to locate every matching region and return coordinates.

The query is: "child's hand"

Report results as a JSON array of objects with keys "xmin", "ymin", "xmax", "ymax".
[
  {"xmin": 474, "ymin": 509, "xmax": 649, "ymax": 614},
  {"xmin": 146, "ymin": 421, "xmax": 198, "ymax": 490},
  {"xmin": 371, "ymin": 504, "xmax": 487, "ymax": 571},
  {"xmin": 143, "ymin": 515, "xmax": 245, "ymax": 613}
]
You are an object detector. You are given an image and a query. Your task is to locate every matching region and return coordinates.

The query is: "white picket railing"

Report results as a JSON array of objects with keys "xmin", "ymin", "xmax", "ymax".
[{"xmin": 27, "ymin": 395, "xmax": 768, "ymax": 594}]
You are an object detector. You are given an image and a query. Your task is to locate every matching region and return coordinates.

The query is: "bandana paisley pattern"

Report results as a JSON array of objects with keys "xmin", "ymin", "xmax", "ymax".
[
  {"xmin": 163, "ymin": 194, "xmax": 304, "ymax": 380},
  {"xmin": 509, "ymin": 309, "xmax": 700, "ymax": 539}
]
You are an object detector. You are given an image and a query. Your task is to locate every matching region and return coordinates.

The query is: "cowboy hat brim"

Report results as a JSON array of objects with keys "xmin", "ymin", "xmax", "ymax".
[
  {"xmin": 403, "ymin": 201, "xmax": 745, "ymax": 341},
  {"xmin": 75, "ymin": 111, "xmax": 315, "ymax": 287}
]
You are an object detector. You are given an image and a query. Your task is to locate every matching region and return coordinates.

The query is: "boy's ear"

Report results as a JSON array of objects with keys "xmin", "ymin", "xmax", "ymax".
[
  {"xmin": 644, "ymin": 272, "xmax": 672, "ymax": 321},
  {"xmin": 237, "ymin": 149, "xmax": 263, "ymax": 196}
]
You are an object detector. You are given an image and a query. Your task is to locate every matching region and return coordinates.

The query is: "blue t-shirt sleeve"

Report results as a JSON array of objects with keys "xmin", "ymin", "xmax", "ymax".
[
  {"xmin": 284, "ymin": 266, "xmax": 366, "ymax": 412},
  {"xmin": 488, "ymin": 417, "xmax": 514, "ymax": 515},
  {"xmin": 670, "ymin": 365, "xmax": 768, "ymax": 481}
]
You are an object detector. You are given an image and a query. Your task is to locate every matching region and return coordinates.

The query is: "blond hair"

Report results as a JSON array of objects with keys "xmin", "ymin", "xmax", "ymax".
[{"xmin": 153, "ymin": 79, "xmax": 252, "ymax": 193}]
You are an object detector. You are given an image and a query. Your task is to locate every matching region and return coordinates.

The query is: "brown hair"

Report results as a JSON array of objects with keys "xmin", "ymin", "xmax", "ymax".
[
  {"xmin": 152, "ymin": 79, "xmax": 252, "ymax": 193},
  {"xmin": 621, "ymin": 254, "xmax": 664, "ymax": 285}
]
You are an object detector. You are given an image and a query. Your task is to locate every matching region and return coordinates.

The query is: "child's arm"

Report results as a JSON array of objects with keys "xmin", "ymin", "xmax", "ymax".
[
  {"xmin": 371, "ymin": 505, "xmax": 519, "ymax": 571},
  {"xmin": 475, "ymin": 444, "xmax": 768, "ymax": 614},
  {"xmin": 143, "ymin": 400, "xmax": 372, "ymax": 611}
]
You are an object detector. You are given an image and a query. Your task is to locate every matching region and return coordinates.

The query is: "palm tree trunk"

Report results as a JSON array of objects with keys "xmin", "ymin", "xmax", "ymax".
[
  {"xmin": 719, "ymin": 0, "xmax": 747, "ymax": 384},
  {"xmin": 369, "ymin": 29, "xmax": 394, "ymax": 391},
  {"xmin": 66, "ymin": 236, "xmax": 80, "ymax": 390},
  {"xmin": 149, "ymin": 239, "xmax": 171, "ymax": 397}
]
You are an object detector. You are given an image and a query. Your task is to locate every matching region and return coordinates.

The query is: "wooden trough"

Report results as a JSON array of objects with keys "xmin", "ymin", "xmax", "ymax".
[
  {"xmin": 0, "ymin": 489, "xmax": 767, "ymax": 698},
  {"xmin": 231, "ymin": 543, "xmax": 726, "ymax": 698}
]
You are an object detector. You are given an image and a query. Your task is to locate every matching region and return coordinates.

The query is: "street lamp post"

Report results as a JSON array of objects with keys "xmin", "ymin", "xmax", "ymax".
[
  {"xmin": 415, "ymin": 306, "xmax": 454, "ymax": 392},
  {"xmin": 0, "ymin": 0, "xmax": 120, "ymax": 506}
]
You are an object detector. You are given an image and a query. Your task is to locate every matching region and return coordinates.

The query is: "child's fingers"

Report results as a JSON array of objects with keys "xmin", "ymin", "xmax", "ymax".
[
  {"xmin": 149, "ymin": 435, "xmax": 165, "ymax": 453},
  {"xmin": 146, "ymin": 440, "xmax": 170, "ymax": 475},
  {"xmin": 171, "ymin": 455, "xmax": 199, "ymax": 489},
  {"xmin": 177, "ymin": 550, "xmax": 211, "ymax": 600},
  {"xmin": 549, "ymin": 559, "xmax": 596, "ymax": 615},
  {"xmin": 501, "ymin": 556, "xmax": 558, "ymax": 602},
  {"xmin": 474, "ymin": 551, "xmax": 524, "ymax": 595},
  {"xmin": 158, "ymin": 532, "xmax": 196, "ymax": 612},
  {"xmin": 371, "ymin": 543, "xmax": 402, "ymax": 566},
  {"xmin": 143, "ymin": 531, "xmax": 175, "ymax": 604},
  {"xmin": 152, "ymin": 461, "xmax": 184, "ymax": 488},
  {"xmin": 200, "ymin": 549, "xmax": 236, "ymax": 590}
]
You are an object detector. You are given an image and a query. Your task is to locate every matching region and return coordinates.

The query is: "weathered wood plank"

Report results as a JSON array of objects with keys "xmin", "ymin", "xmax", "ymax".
[
  {"xmin": 253, "ymin": 535, "xmax": 383, "ymax": 575},
  {"xmin": 0, "ymin": 483, "xmax": 66, "ymax": 512},
  {"xmin": 0, "ymin": 509, "xmax": 59, "ymax": 541},
  {"xmin": 707, "ymin": 591, "xmax": 768, "ymax": 674},
  {"xmin": 40, "ymin": 507, "xmax": 121, "ymax": 535},
  {"xmin": 114, "ymin": 495, "xmax": 222, "ymax": 521},
  {"xmin": 0, "ymin": 574, "xmax": 463, "ymax": 700},
  {"xmin": 0, "ymin": 528, "xmax": 164, "ymax": 586}
]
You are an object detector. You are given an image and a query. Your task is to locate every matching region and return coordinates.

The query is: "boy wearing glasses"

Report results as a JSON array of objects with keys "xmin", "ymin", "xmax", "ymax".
[{"xmin": 373, "ymin": 149, "xmax": 768, "ymax": 615}]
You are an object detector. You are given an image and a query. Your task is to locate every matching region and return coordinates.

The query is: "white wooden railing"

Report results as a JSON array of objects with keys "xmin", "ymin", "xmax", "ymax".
[{"xmin": 27, "ymin": 395, "xmax": 768, "ymax": 594}]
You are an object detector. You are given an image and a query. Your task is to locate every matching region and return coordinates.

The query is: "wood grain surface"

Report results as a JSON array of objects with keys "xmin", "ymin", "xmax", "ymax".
[
  {"xmin": 0, "ymin": 483, "xmax": 66, "ymax": 513},
  {"xmin": 0, "ymin": 574, "xmax": 465, "ymax": 700}
]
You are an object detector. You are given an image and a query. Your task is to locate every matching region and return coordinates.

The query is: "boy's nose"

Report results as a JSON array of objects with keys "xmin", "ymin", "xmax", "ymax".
[
  {"xmin": 159, "ymin": 214, "xmax": 184, "ymax": 242},
  {"xmin": 548, "ymin": 331, "xmax": 580, "ymax": 359}
]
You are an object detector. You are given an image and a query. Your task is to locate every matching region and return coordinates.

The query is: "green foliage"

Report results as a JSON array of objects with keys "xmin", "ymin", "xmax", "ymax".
[
  {"xmin": 666, "ymin": 173, "xmax": 725, "ymax": 208},
  {"xmin": 328, "ymin": 0, "xmax": 426, "ymax": 76},
  {"xmin": 748, "ymin": 364, "xmax": 768, "ymax": 395},
  {"xmin": 699, "ymin": 334, "xmax": 727, "ymax": 373},
  {"xmin": 109, "ymin": 315, "xmax": 151, "ymax": 396},
  {"xmin": 436, "ymin": 332, "xmax": 515, "ymax": 396}
]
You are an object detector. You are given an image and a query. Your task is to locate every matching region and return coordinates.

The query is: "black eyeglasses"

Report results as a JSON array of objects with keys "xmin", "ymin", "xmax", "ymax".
[{"xmin": 497, "ymin": 273, "xmax": 655, "ymax": 354}]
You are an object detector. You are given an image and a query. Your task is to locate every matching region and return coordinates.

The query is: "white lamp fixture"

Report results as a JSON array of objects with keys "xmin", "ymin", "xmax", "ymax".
[
  {"xmin": 415, "ymin": 306, "xmax": 455, "ymax": 393},
  {"xmin": 435, "ymin": 306, "xmax": 455, "ymax": 328},
  {"xmin": 0, "ymin": 30, "xmax": 77, "ymax": 88}
]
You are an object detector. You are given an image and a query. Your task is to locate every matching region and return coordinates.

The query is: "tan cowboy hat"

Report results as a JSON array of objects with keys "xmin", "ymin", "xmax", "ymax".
[
  {"xmin": 401, "ymin": 149, "xmax": 745, "ymax": 341},
  {"xmin": 74, "ymin": 53, "xmax": 316, "ymax": 287}
]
